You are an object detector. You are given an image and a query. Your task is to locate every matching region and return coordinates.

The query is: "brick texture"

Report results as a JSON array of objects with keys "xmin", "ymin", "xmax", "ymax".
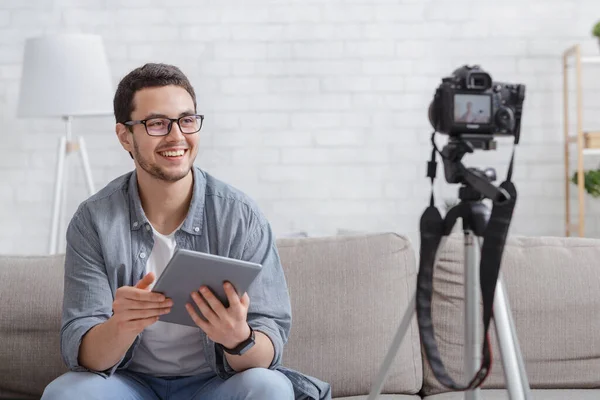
[{"xmin": 1, "ymin": 0, "xmax": 600, "ymax": 254}]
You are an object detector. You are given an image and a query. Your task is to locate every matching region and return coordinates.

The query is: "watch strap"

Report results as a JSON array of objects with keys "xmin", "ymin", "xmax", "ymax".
[{"xmin": 220, "ymin": 325, "xmax": 255, "ymax": 356}]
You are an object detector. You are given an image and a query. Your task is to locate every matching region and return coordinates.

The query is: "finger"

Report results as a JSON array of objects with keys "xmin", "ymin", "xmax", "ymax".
[
  {"xmin": 185, "ymin": 303, "xmax": 210, "ymax": 330},
  {"xmin": 122, "ymin": 298, "xmax": 173, "ymax": 310},
  {"xmin": 240, "ymin": 292, "xmax": 250, "ymax": 308},
  {"xmin": 126, "ymin": 307, "xmax": 171, "ymax": 320},
  {"xmin": 198, "ymin": 286, "xmax": 227, "ymax": 316},
  {"xmin": 191, "ymin": 291, "xmax": 219, "ymax": 323},
  {"xmin": 223, "ymin": 282, "xmax": 241, "ymax": 308},
  {"xmin": 135, "ymin": 272, "xmax": 156, "ymax": 290},
  {"xmin": 123, "ymin": 287, "xmax": 165, "ymax": 303}
]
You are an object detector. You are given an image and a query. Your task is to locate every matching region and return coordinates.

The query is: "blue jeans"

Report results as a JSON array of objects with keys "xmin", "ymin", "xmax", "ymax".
[{"xmin": 41, "ymin": 368, "xmax": 294, "ymax": 400}]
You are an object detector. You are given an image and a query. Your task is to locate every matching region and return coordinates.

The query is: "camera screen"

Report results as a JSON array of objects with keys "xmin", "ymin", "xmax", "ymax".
[{"xmin": 453, "ymin": 94, "xmax": 491, "ymax": 124}]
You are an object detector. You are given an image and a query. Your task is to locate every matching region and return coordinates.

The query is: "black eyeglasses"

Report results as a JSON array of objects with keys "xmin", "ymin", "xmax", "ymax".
[{"xmin": 124, "ymin": 114, "xmax": 204, "ymax": 136}]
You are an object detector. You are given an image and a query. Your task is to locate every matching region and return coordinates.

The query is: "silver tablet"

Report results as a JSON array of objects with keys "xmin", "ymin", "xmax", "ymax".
[{"xmin": 151, "ymin": 248, "xmax": 263, "ymax": 327}]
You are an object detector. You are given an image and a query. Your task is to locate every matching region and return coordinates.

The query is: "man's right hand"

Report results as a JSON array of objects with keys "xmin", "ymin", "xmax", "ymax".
[
  {"xmin": 78, "ymin": 272, "xmax": 172, "ymax": 371},
  {"xmin": 109, "ymin": 272, "xmax": 173, "ymax": 335}
]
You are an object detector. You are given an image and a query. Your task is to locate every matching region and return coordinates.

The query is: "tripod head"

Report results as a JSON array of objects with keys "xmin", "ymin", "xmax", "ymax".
[{"xmin": 441, "ymin": 135, "xmax": 511, "ymax": 205}]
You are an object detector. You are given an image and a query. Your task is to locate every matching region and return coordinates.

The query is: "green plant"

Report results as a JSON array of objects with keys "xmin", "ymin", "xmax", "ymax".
[
  {"xmin": 593, "ymin": 21, "xmax": 600, "ymax": 38},
  {"xmin": 572, "ymin": 169, "xmax": 600, "ymax": 197}
]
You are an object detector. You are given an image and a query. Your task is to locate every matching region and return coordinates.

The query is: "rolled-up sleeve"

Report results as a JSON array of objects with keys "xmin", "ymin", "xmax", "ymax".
[
  {"xmin": 218, "ymin": 216, "xmax": 292, "ymax": 376},
  {"xmin": 60, "ymin": 207, "xmax": 117, "ymax": 376}
]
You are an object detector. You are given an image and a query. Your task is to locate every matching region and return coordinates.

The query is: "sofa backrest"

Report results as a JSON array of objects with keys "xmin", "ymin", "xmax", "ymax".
[
  {"xmin": 421, "ymin": 234, "xmax": 600, "ymax": 396},
  {"xmin": 277, "ymin": 232, "xmax": 422, "ymax": 398},
  {"xmin": 0, "ymin": 254, "xmax": 67, "ymax": 398}
]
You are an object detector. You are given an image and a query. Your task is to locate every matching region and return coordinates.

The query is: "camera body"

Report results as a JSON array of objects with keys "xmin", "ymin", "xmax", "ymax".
[{"xmin": 429, "ymin": 65, "xmax": 525, "ymax": 144}]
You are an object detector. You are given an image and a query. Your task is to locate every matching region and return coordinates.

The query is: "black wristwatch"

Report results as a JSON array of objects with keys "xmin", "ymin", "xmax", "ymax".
[{"xmin": 219, "ymin": 325, "xmax": 256, "ymax": 356}]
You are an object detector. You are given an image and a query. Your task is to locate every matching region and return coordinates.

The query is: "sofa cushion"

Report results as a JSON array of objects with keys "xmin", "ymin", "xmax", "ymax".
[
  {"xmin": 423, "ymin": 389, "xmax": 600, "ymax": 399},
  {"xmin": 335, "ymin": 395, "xmax": 421, "ymax": 399},
  {"xmin": 0, "ymin": 388, "xmax": 33, "ymax": 400},
  {"xmin": 277, "ymin": 232, "xmax": 422, "ymax": 398},
  {"xmin": 421, "ymin": 234, "xmax": 600, "ymax": 396},
  {"xmin": 0, "ymin": 254, "xmax": 67, "ymax": 397}
]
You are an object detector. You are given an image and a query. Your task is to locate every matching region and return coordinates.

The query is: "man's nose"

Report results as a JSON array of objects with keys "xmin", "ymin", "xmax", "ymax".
[{"xmin": 166, "ymin": 121, "xmax": 185, "ymax": 140}]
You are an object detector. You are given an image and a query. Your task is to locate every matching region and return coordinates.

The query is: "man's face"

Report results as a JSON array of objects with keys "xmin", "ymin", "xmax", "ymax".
[{"xmin": 116, "ymin": 85, "xmax": 199, "ymax": 183}]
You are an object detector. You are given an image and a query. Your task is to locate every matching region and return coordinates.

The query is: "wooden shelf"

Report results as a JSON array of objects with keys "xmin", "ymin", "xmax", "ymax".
[
  {"xmin": 565, "ymin": 56, "xmax": 600, "ymax": 67},
  {"xmin": 563, "ymin": 44, "xmax": 600, "ymax": 237},
  {"xmin": 582, "ymin": 56, "xmax": 600, "ymax": 64}
]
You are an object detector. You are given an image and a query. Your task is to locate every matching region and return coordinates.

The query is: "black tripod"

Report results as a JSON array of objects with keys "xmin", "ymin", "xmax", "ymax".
[{"xmin": 368, "ymin": 137, "xmax": 531, "ymax": 400}]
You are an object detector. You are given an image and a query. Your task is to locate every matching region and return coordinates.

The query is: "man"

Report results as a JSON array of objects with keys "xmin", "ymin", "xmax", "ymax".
[
  {"xmin": 458, "ymin": 101, "xmax": 475, "ymax": 123},
  {"xmin": 42, "ymin": 63, "xmax": 331, "ymax": 400}
]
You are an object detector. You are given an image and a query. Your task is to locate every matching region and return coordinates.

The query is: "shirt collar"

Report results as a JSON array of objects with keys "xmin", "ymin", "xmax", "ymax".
[{"xmin": 128, "ymin": 166, "xmax": 206, "ymax": 236}]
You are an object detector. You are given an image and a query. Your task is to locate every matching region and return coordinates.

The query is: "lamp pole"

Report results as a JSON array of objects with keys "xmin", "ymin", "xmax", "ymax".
[{"xmin": 49, "ymin": 116, "xmax": 96, "ymax": 255}]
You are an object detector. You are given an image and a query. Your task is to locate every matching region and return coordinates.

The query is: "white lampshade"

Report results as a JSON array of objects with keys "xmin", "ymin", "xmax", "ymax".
[{"xmin": 17, "ymin": 34, "xmax": 114, "ymax": 118}]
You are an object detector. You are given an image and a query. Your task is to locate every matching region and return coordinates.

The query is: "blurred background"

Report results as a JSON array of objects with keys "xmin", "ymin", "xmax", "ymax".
[{"xmin": 1, "ymin": 0, "xmax": 600, "ymax": 254}]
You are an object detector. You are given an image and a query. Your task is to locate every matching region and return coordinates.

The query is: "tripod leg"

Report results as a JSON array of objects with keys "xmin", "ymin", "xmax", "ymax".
[
  {"xmin": 493, "ymin": 276, "xmax": 532, "ymax": 400},
  {"xmin": 464, "ymin": 231, "xmax": 481, "ymax": 400},
  {"xmin": 49, "ymin": 136, "xmax": 67, "ymax": 255},
  {"xmin": 367, "ymin": 292, "xmax": 416, "ymax": 400},
  {"xmin": 503, "ymin": 279, "xmax": 531, "ymax": 397}
]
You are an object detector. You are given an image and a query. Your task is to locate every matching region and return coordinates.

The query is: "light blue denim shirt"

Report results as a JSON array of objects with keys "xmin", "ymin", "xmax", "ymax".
[{"xmin": 60, "ymin": 166, "xmax": 331, "ymax": 400}]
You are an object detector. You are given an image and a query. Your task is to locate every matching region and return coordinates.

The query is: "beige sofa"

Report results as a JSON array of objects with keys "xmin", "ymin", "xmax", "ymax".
[{"xmin": 1, "ymin": 232, "xmax": 600, "ymax": 399}]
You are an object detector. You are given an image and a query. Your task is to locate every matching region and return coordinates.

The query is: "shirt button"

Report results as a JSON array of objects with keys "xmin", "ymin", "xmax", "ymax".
[
  {"xmin": 145, "ymin": 225, "xmax": 151, "ymax": 231},
  {"xmin": 140, "ymin": 252, "xmax": 146, "ymax": 259},
  {"xmin": 194, "ymin": 227, "xmax": 200, "ymax": 232},
  {"xmin": 133, "ymin": 221, "xmax": 139, "ymax": 228}
]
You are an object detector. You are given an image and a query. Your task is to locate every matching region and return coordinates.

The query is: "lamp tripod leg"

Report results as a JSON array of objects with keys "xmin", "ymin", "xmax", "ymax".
[
  {"xmin": 78, "ymin": 136, "xmax": 95, "ymax": 195},
  {"xmin": 57, "ymin": 142, "xmax": 71, "ymax": 254},
  {"xmin": 49, "ymin": 136, "xmax": 67, "ymax": 255}
]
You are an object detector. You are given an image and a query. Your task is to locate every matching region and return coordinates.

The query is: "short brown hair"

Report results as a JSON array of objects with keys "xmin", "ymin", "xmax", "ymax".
[{"xmin": 113, "ymin": 63, "xmax": 197, "ymax": 124}]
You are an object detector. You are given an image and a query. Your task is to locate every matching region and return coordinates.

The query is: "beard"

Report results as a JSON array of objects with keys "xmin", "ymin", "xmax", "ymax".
[{"xmin": 132, "ymin": 136, "xmax": 192, "ymax": 183}]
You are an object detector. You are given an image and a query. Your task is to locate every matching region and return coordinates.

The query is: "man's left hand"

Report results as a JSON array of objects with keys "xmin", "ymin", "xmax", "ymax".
[{"xmin": 186, "ymin": 282, "xmax": 251, "ymax": 350}]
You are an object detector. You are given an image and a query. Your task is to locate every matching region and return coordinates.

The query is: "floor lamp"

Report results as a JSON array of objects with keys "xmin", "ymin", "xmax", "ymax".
[{"xmin": 17, "ymin": 34, "xmax": 114, "ymax": 255}]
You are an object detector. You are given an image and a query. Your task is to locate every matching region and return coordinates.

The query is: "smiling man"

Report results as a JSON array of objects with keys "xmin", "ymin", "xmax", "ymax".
[{"xmin": 41, "ymin": 63, "xmax": 331, "ymax": 400}]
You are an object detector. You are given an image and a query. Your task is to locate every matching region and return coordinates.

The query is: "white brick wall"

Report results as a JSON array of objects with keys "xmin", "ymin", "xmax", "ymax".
[{"xmin": 2, "ymin": 0, "xmax": 600, "ymax": 254}]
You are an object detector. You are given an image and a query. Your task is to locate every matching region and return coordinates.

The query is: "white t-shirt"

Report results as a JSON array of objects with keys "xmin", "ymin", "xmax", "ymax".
[{"xmin": 127, "ymin": 224, "xmax": 211, "ymax": 376}]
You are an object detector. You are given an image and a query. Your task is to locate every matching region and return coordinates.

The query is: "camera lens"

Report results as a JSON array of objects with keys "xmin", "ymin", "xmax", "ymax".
[
  {"xmin": 428, "ymin": 102, "xmax": 437, "ymax": 129},
  {"xmin": 518, "ymin": 84, "xmax": 526, "ymax": 101},
  {"xmin": 495, "ymin": 107, "xmax": 515, "ymax": 131}
]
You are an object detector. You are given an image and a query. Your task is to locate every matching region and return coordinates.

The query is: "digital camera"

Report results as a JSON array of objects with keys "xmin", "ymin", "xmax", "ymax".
[{"xmin": 428, "ymin": 65, "xmax": 525, "ymax": 144}]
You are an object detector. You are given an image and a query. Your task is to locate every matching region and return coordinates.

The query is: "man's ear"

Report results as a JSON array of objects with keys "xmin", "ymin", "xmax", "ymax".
[{"xmin": 116, "ymin": 123, "xmax": 134, "ymax": 155}]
